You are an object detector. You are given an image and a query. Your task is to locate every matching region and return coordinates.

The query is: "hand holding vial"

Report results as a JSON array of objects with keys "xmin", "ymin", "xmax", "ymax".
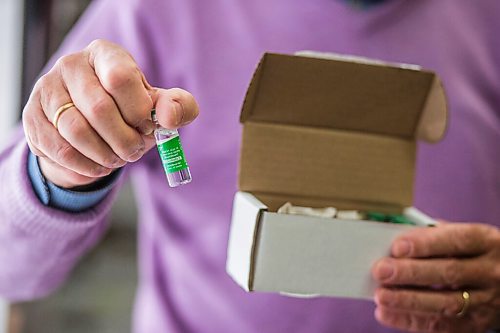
[{"xmin": 22, "ymin": 39, "xmax": 199, "ymax": 189}]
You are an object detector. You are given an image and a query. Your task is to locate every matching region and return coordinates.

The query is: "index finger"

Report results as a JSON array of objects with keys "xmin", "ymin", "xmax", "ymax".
[
  {"xmin": 87, "ymin": 39, "xmax": 153, "ymax": 127},
  {"xmin": 391, "ymin": 223, "xmax": 494, "ymax": 258}
]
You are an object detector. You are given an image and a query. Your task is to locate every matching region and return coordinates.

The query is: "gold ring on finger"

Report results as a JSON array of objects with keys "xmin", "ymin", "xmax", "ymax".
[
  {"xmin": 52, "ymin": 102, "xmax": 75, "ymax": 130},
  {"xmin": 456, "ymin": 291, "xmax": 470, "ymax": 318}
]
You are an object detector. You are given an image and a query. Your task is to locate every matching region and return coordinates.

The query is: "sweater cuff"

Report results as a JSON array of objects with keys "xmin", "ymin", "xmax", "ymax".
[{"xmin": 27, "ymin": 151, "xmax": 120, "ymax": 213}]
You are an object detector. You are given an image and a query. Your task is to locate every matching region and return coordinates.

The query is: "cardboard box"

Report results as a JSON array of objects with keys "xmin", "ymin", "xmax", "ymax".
[{"xmin": 226, "ymin": 52, "xmax": 448, "ymax": 299}]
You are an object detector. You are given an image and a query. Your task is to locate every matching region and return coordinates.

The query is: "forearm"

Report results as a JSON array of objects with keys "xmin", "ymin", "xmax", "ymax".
[
  {"xmin": 0, "ymin": 0, "xmax": 156, "ymax": 302},
  {"xmin": 0, "ymin": 136, "xmax": 120, "ymax": 301}
]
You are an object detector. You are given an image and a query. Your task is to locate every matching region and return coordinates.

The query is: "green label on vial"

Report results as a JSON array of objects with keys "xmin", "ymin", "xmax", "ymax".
[{"xmin": 156, "ymin": 135, "xmax": 188, "ymax": 174}]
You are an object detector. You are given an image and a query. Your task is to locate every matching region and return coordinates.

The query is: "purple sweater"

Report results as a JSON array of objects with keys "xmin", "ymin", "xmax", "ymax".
[{"xmin": 1, "ymin": 0, "xmax": 499, "ymax": 332}]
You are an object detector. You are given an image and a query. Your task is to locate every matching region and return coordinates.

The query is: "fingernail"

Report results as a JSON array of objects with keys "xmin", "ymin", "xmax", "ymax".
[
  {"xmin": 111, "ymin": 159, "xmax": 126, "ymax": 168},
  {"xmin": 94, "ymin": 166, "xmax": 112, "ymax": 177},
  {"xmin": 375, "ymin": 261, "xmax": 394, "ymax": 281},
  {"xmin": 137, "ymin": 119, "xmax": 155, "ymax": 136},
  {"xmin": 173, "ymin": 101, "xmax": 184, "ymax": 126},
  {"xmin": 127, "ymin": 149, "xmax": 144, "ymax": 162},
  {"xmin": 392, "ymin": 239, "xmax": 411, "ymax": 257}
]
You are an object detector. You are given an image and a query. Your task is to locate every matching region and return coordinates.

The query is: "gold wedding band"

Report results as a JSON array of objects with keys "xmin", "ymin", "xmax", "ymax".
[
  {"xmin": 456, "ymin": 291, "xmax": 470, "ymax": 318},
  {"xmin": 52, "ymin": 102, "xmax": 75, "ymax": 130}
]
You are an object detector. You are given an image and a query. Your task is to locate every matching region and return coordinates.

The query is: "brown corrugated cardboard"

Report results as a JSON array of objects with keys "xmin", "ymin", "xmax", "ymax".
[
  {"xmin": 240, "ymin": 122, "xmax": 415, "ymax": 211},
  {"xmin": 226, "ymin": 52, "xmax": 448, "ymax": 299},
  {"xmin": 240, "ymin": 53, "xmax": 447, "ymax": 142}
]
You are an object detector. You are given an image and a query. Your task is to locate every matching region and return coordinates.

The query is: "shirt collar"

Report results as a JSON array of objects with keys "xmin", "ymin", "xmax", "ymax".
[{"xmin": 342, "ymin": 0, "xmax": 389, "ymax": 10}]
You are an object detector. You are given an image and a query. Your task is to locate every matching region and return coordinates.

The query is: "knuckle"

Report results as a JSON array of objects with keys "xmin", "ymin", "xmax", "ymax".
[
  {"xmin": 55, "ymin": 143, "xmax": 77, "ymax": 163},
  {"xmin": 442, "ymin": 260, "xmax": 461, "ymax": 285},
  {"xmin": 87, "ymin": 97, "xmax": 114, "ymax": 120},
  {"xmin": 453, "ymin": 224, "xmax": 486, "ymax": 254},
  {"xmin": 87, "ymin": 38, "xmax": 107, "ymax": 50},
  {"xmin": 102, "ymin": 65, "xmax": 138, "ymax": 91},
  {"xmin": 55, "ymin": 54, "xmax": 80, "ymax": 72},
  {"xmin": 34, "ymin": 74, "xmax": 61, "ymax": 109},
  {"xmin": 34, "ymin": 73, "xmax": 51, "ymax": 91},
  {"xmin": 63, "ymin": 115, "xmax": 87, "ymax": 138},
  {"xmin": 22, "ymin": 112, "xmax": 41, "ymax": 148},
  {"xmin": 455, "ymin": 226, "xmax": 481, "ymax": 252}
]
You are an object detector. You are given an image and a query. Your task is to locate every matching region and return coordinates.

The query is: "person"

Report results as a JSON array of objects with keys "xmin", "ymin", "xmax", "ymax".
[{"xmin": 0, "ymin": 0, "xmax": 499, "ymax": 332}]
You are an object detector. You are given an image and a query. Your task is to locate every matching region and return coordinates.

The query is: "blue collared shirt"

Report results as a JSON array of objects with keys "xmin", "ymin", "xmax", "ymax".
[{"xmin": 28, "ymin": 152, "xmax": 119, "ymax": 212}]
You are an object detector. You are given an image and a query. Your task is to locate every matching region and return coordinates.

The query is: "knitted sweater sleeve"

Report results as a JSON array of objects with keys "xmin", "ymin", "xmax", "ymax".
[{"xmin": 0, "ymin": 0, "xmax": 157, "ymax": 301}]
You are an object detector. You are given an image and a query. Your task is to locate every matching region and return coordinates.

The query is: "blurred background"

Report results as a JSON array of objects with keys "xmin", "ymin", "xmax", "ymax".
[{"xmin": 0, "ymin": 0, "xmax": 138, "ymax": 332}]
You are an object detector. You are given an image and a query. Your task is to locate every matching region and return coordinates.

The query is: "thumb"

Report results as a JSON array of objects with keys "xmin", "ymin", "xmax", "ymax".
[{"xmin": 150, "ymin": 87, "xmax": 200, "ymax": 130}]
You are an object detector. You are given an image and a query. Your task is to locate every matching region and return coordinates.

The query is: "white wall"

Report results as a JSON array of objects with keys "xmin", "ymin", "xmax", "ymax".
[
  {"xmin": 0, "ymin": 0, "xmax": 24, "ymax": 331},
  {"xmin": 0, "ymin": 301, "xmax": 6, "ymax": 333},
  {"xmin": 0, "ymin": 0, "xmax": 24, "ymax": 144}
]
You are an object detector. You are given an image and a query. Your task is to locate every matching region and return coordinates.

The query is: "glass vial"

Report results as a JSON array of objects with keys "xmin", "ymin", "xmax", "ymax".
[{"xmin": 151, "ymin": 110, "xmax": 192, "ymax": 187}]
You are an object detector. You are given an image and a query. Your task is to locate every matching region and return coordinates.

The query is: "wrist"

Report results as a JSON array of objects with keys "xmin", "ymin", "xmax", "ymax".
[
  {"xmin": 28, "ymin": 152, "xmax": 121, "ymax": 212},
  {"xmin": 38, "ymin": 156, "xmax": 113, "ymax": 189}
]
